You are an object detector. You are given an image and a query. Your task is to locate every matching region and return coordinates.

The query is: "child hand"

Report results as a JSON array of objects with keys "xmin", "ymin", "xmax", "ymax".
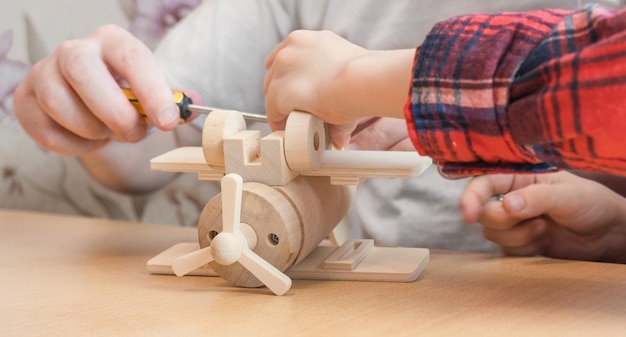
[
  {"xmin": 461, "ymin": 171, "xmax": 626, "ymax": 263},
  {"xmin": 348, "ymin": 117, "xmax": 414, "ymax": 151},
  {"xmin": 264, "ymin": 30, "xmax": 367, "ymax": 148},
  {"xmin": 264, "ymin": 30, "xmax": 414, "ymax": 149}
]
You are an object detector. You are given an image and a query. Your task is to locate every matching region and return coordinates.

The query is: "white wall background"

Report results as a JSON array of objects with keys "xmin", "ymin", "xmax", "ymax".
[
  {"xmin": 2, "ymin": 0, "xmax": 622, "ymax": 75},
  {"xmin": 0, "ymin": 0, "xmax": 130, "ymax": 64}
]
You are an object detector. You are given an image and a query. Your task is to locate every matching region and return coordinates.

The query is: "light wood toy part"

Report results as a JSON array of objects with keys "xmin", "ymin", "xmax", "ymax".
[
  {"xmin": 171, "ymin": 174, "xmax": 292, "ymax": 295},
  {"xmin": 149, "ymin": 110, "xmax": 432, "ymax": 295}
]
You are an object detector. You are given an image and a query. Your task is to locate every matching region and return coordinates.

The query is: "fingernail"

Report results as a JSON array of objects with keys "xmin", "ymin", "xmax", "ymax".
[
  {"xmin": 125, "ymin": 126, "xmax": 146, "ymax": 142},
  {"xmin": 156, "ymin": 105, "xmax": 179, "ymax": 127},
  {"xmin": 505, "ymin": 194, "xmax": 525, "ymax": 212},
  {"xmin": 96, "ymin": 129, "xmax": 113, "ymax": 140},
  {"xmin": 89, "ymin": 139, "xmax": 110, "ymax": 152},
  {"xmin": 347, "ymin": 142, "xmax": 361, "ymax": 150},
  {"xmin": 335, "ymin": 136, "xmax": 351, "ymax": 150},
  {"xmin": 533, "ymin": 222, "xmax": 547, "ymax": 236}
]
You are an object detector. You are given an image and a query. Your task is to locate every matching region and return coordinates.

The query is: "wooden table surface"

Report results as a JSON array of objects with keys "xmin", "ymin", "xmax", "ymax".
[{"xmin": 1, "ymin": 210, "xmax": 625, "ymax": 337}]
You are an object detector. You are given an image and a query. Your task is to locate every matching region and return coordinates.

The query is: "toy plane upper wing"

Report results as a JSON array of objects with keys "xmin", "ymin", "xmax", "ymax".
[{"xmin": 150, "ymin": 110, "xmax": 432, "ymax": 186}]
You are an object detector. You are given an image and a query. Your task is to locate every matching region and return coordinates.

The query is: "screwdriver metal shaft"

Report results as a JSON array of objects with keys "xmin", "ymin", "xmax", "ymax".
[
  {"xmin": 187, "ymin": 104, "xmax": 268, "ymax": 123},
  {"xmin": 123, "ymin": 87, "xmax": 267, "ymax": 123}
]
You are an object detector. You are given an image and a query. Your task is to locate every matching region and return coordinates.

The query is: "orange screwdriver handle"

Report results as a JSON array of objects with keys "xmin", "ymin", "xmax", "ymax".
[{"xmin": 122, "ymin": 87, "xmax": 193, "ymax": 124}]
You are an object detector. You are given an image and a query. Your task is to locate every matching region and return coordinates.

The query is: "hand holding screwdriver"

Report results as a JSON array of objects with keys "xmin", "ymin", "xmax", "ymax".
[
  {"xmin": 12, "ymin": 24, "xmax": 265, "ymax": 194},
  {"xmin": 14, "ymin": 24, "xmax": 187, "ymax": 157},
  {"xmin": 13, "ymin": 24, "xmax": 205, "ymax": 193}
]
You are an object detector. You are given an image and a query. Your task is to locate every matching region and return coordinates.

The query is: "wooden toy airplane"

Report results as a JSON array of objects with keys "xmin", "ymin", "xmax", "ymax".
[{"xmin": 147, "ymin": 110, "xmax": 432, "ymax": 295}]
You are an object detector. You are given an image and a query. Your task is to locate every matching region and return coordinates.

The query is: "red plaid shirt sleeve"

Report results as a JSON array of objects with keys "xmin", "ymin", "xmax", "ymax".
[{"xmin": 405, "ymin": 5, "xmax": 626, "ymax": 176}]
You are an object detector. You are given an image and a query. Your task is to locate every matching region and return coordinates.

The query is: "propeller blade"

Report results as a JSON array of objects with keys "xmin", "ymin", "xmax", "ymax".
[
  {"xmin": 239, "ymin": 249, "xmax": 292, "ymax": 296},
  {"xmin": 221, "ymin": 173, "xmax": 243, "ymax": 233},
  {"xmin": 210, "ymin": 173, "xmax": 292, "ymax": 295},
  {"xmin": 172, "ymin": 246, "xmax": 214, "ymax": 277}
]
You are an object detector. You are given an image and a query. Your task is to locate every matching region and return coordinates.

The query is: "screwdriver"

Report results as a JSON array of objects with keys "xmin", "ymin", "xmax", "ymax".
[{"xmin": 121, "ymin": 87, "xmax": 268, "ymax": 124}]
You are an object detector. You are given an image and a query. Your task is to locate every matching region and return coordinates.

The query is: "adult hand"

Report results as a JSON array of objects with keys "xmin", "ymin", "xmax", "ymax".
[
  {"xmin": 14, "ymin": 24, "xmax": 196, "ymax": 157},
  {"xmin": 461, "ymin": 171, "xmax": 626, "ymax": 263}
]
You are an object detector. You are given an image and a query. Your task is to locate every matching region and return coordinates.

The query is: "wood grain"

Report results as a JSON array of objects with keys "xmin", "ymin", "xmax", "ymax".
[{"xmin": 2, "ymin": 210, "xmax": 626, "ymax": 337}]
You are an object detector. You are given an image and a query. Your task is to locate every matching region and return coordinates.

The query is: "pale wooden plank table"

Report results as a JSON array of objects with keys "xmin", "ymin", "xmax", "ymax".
[{"xmin": 1, "ymin": 210, "xmax": 625, "ymax": 337}]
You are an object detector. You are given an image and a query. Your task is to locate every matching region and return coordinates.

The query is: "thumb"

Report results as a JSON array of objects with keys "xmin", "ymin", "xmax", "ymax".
[
  {"xmin": 501, "ymin": 182, "xmax": 579, "ymax": 219},
  {"xmin": 460, "ymin": 174, "xmax": 518, "ymax": 223},
  {"xmin": 328, "ymin": 122, "xmax": 357, "ymax": 149}
]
